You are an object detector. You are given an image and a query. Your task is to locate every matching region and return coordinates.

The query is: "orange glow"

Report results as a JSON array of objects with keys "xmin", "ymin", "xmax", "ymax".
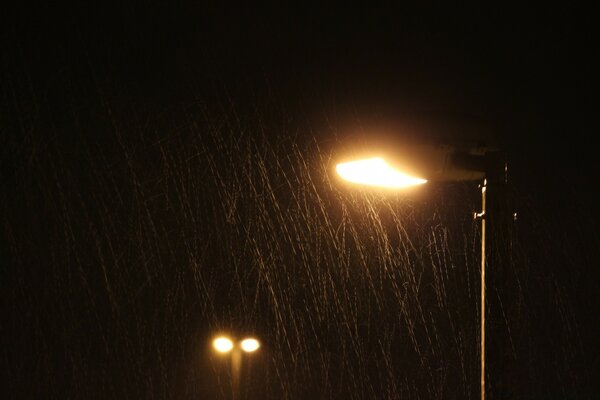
[
  {"xmin": 240, "ymin": 338, "xmax": 260, "ymax": 352},
  {"xmin": 336, "ymin": 157, "xmax": 427, "ymax": 188},
  {"xmin": 213, "ymin": 336, "xmax": 234, "ymax": 353}
]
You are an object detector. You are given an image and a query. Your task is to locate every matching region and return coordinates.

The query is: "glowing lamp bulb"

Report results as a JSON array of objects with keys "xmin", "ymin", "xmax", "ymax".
[
  {"xmin": 213, "ymin": 337, "xmax": 234, "ymax": 353},
  {"xmin": 336, "ymin": 157, "xmax": 427, "ymax": 188},
  {"xmin": 240, "ymin": 338, "xmax": 260, "ymax": 352}
]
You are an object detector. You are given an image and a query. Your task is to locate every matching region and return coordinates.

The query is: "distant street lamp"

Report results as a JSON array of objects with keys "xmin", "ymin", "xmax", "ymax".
[
  {"xmin": 336, "ymin": 139, "xmax": 505, "ymax": 400},
  {"xmin": 212, "ymin": 335, "xmax": 261, "ymax": 399}
]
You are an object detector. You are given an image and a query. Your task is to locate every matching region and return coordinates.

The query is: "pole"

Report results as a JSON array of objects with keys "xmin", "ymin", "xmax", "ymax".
[
  {"xmin": 474, "ymin": 179, "xmax": 487, "ymax": 400},
  {"xmin": 231, "ymin": 348, "xmax": 241, "ymax": 400}
]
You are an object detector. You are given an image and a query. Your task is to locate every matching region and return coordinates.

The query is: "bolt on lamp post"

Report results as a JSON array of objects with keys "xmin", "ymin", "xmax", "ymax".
[
  {"xmin": 212, "ymin": 335, "xmax": 261, "ymax": 399},
  {"xmin": 336, "ymin": 143, "xmax": 506, "ymax": 400}
]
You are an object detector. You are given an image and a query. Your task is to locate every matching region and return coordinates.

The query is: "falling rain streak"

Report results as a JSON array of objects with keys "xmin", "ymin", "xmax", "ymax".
[{"xmin": 2, "ymin": 94, "xmax": 593, "ymax": 399}]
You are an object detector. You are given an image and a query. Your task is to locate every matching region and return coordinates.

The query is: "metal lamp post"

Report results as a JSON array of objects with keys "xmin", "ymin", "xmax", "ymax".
[
  {"xmin": 212, "ymin": 335, "xmax": 261, "ymax": 399},
  {"xmin": 336, "ymin": 142, "xmax": 504, "ymax": 400}
]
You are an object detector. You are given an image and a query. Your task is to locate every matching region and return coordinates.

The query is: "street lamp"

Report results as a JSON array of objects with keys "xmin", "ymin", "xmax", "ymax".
[
  {"xmin": 212, "ymin": 335, "xmax": 261, "ymax": 399},
  {"xmin": 336, "ymin": 142, "xmax": 504, "ymax": 400}
]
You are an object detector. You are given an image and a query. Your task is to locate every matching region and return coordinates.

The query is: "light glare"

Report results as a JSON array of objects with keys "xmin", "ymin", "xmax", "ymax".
[
  {"xmin": 240, "ymin": 338, "xmax": 260, "ymax": 352},
  {"xmin": 213, "ymin": 337, "xmax": 234, "ymax": 353},
  {"xmin": 336, "ymin": 157, "xmax": 427, "ymax": 188}
]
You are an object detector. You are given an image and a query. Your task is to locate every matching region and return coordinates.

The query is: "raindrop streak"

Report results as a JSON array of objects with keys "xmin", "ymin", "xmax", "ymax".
[{"xmin": 3, "ymin": 91, "xmax": 594, "ymax": 399}]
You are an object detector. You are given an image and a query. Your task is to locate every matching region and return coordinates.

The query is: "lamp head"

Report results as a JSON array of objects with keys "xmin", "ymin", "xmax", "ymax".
[{"xmin": 334, "ymin": 113, "xmax": 503, "ymax": 185}]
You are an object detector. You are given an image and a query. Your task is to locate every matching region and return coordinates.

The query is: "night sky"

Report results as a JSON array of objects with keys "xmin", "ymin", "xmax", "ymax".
[{"xmin": 2, "ymin": 3, "xmax": 598, "ymax": 399}]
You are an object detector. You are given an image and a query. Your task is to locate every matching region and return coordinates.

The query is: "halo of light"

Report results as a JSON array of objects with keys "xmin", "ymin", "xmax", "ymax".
[
  {"xmin": 240, "ymin": 338, "xmax": 260, "ymax": 352},
  {"xmin": 336, "ymin": 157, "xmax": 427, "ymax": 188},
  {"xmin": 213, "ymin": 336, "xmax": 234, "ymax": 353}
]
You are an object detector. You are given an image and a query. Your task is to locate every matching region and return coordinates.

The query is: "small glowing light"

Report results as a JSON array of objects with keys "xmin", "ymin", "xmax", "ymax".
[
  {"xmin": 336, "ymin": 157, "xmax": 427, "ymax": 188},
  {"xmin": 213, "ymin": 336, "xmax": 234, "ymax": 353},
  {"xmin": 240, "ymin": 338, "xmax": 260, "ymax": 353}
]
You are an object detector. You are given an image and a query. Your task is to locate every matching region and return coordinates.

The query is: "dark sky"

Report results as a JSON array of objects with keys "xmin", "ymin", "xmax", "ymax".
[
  {"xmin": 4, "ymin": 3, "xmax": 596, "ymax": 208},
  {"xmin": 2, "ymin": 3, "xmax": 598, "ymax": 399},
  {"xmin": 4, "ymin": 3, "xmax": 595, "ymax": 161}
]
